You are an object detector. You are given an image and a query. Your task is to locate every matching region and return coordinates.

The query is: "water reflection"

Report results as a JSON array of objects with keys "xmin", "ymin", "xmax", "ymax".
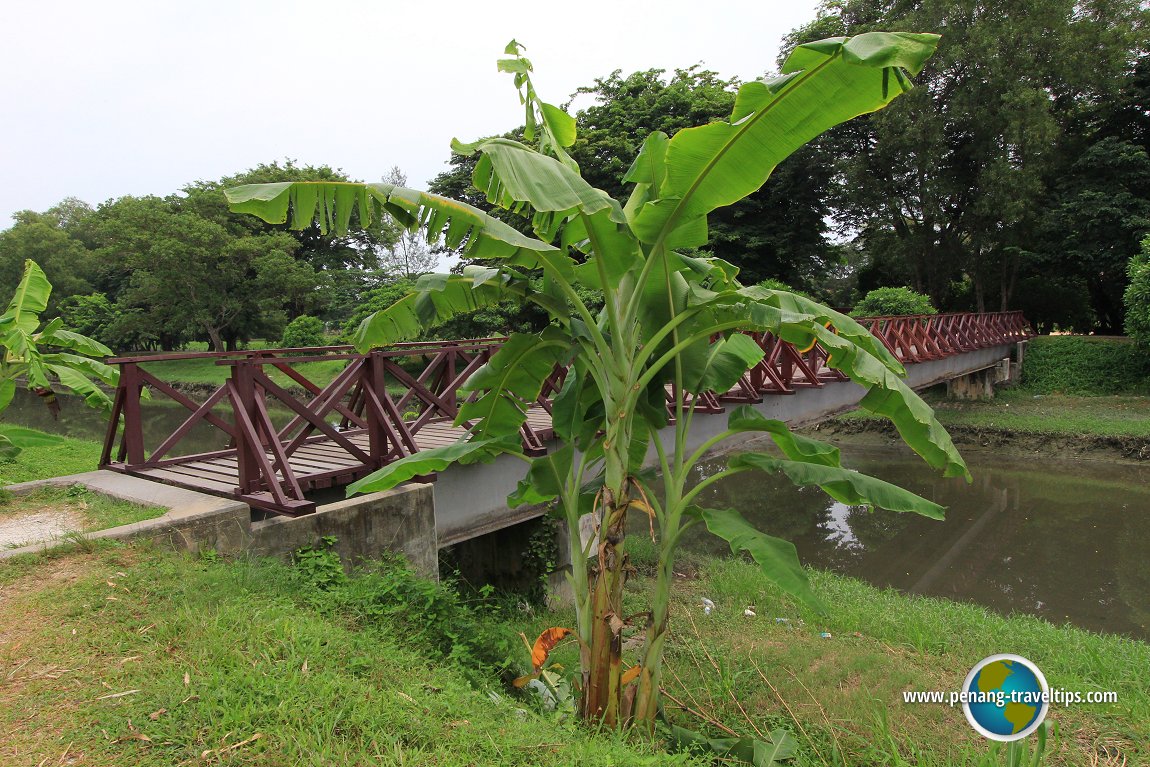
[
  {"xmin": 673, "ymin": 442, "xmax": 1150, "ymax": 640},
  {"xmin": 4, "ymin": 387, "xmax": 299, "ymax": 457}
]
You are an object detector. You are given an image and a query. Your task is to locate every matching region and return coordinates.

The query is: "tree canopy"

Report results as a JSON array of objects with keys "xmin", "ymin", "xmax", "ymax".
[
  {"xmin": 0, "ymin": 161, "xmax": 403, "ymax": 352},
  {"xmin": 787, "ymin": 0, "xmax": 1149, "ymax": 330},
  {"xmin": 429, "ymin": 67, "xmax": 836, "ymax": 291}
]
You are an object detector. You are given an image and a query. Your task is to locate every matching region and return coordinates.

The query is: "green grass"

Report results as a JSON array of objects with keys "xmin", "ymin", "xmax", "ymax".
[
  {"xmin": 837, "ymin": 388, "xmax": 1150, "ymax": 439},
  {"xmin": 0, "ymin": 430, "xmax": 104, "ymax": 485},
  {"xmin": 4, "ymin": 542, "xmax": 1143, "ymax": 765},
  {"xmin": 0, "ymin": 546, "xmax": 700, "ymax": 767},
  {"xmin": 525, "ymin": 555, "xmax": 1148, "ymax": 766},
  {"xmin": 139, "ymin": 356, "xmax": 350, "ymax": 389}
]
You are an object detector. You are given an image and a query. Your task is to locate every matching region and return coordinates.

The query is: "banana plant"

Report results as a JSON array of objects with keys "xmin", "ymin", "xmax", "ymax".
[
  {"xmin": 227, "ymin": 34, "xmax": 962, "ymax": 731},
  {"xmin": 0, "ymin": 260, "xmax": 119, "ymax": 458}
]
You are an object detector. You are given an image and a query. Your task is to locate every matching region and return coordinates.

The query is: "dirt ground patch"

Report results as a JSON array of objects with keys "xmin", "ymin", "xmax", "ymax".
[{"xmin": 0, "ymin": 505, "xmax": 85, "ymax": 549}]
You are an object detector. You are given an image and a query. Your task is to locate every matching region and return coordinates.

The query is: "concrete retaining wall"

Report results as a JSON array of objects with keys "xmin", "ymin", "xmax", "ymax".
[{"xmin": 0, "ymin": 472, "xmax": 437, "ymax": 579}]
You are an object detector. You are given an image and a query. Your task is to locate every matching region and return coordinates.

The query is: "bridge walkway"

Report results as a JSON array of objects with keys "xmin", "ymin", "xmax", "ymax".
[{"xmin": 100, "ymin": 312, "xmax": 1032, "ymax": 516}]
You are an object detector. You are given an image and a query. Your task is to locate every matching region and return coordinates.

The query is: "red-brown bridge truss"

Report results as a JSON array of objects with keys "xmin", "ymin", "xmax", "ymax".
[{"xmin": 99, "ymin": 311, "xmax": 1033, "ymax": 516}]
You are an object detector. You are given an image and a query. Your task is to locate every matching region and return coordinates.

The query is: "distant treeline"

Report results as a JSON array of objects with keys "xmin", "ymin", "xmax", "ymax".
[{"xmin": 2, "ymin": 0, "xmax": 1146, "ymax": 350}]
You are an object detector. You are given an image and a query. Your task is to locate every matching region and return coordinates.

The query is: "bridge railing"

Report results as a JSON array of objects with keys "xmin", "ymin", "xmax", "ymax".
[
  {"xmin": 99, "ymin": 340, "xmax": 560, "ymax": 512},
  {"xmin": 99, "ymin": 310, "xmax": 1031, "ymax": 514}
]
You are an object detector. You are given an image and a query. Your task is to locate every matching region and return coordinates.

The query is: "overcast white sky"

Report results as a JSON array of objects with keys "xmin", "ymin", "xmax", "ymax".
[{"xmin": 0, "ymin": 0, "xmax": 821, "ymax": 230}]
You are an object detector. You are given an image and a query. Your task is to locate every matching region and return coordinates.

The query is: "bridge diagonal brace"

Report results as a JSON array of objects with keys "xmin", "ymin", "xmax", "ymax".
[
  {"xmin": 226, "ymin": 379, "xmax": 297, "ymax": 510},
  {"xmin": 276, "ymin": 359, "xmax": 366, "ymax": 446},
  {"xmin": 253, "ymin": 370, "xmax": 373, "ymax": 464}
]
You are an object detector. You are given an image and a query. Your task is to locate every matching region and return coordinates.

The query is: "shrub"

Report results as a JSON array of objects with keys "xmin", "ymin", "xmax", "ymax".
[
  {"xmin": 280, "ymin": 314, "xmax": 325, "ymax": 349},
  {"xmin": 1020, "ymin": 336, "xmax": 1150, "ymax": 395},
  {"xmin": 1124, "ymin": 237, "xmax": 1150, "ymax": 344},
  {"xmin": 852, "ymin": 286, "xmax": 936, "ymax": 317},
  {"xmin": 290, "ymin": 543, "xmax": 516, "ymax": 685}
]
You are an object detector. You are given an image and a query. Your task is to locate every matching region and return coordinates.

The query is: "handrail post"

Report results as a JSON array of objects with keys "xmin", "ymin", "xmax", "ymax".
[
  {"xmin": 365, "ymin": 350, "xmax": 387, "ymax": 469},
  {"xmin": 230, "ymin": 364, "xmax": 260, "ymax": 494},
  {"xmin": 120, "ymin": 362, "xmax": 146, "ymax": 466}
]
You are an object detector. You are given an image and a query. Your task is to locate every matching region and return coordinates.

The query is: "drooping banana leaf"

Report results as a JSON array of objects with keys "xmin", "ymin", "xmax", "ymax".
[
  {"xmin": 42, "ymin": 353, "xmax": 119, "ymax": 387},
  {"xmin": 455, "ymin": 137, "xmax": 642, "ymax": 279},
  {"xmin": 351, "ymin": 268, "xmax": 529, "ymax": 351},
  {"xmin": 225, "ymin": 181, "xmax": 561, "ymax": 269},
  {"xmin": 507, "ymin": 442, "xmax": 575, "ymax": 508},
  {"xmin": 49, "ymin": 364, "xmax": 113, "ymax": 410},
  {"xmin": 347, "ymin": 436, "xmax": 518, "ymax": 496},
  {"xmin": 729, "ymin": 453, "xmax": 945, "ymax": 519},
  {"xmin": 686, "ymin": 504, "xmax": 822, "ymax": 611},
  {"xmin": 0, "ymin": 425, "xmax": 61, "ymax": 460},
  {"xmin": 671, "ymin": 288, "xmax": 968, "ymax": 480},
  {"xmin": 37, "ymin": 326, "xmax": 114, "ymax": 359},
  {"xmin": 725, "ymin": 406, "xmax": 841, "ymax": 467},
  {"xmin": 686, "ymin": 333, "xmax": 765, "ymax": 395}
]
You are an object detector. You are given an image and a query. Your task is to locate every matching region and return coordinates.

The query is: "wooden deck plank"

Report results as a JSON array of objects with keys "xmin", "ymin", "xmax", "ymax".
[{"xmin": 137, "ymin": 467, "xmax": 238, "ymax": 493}]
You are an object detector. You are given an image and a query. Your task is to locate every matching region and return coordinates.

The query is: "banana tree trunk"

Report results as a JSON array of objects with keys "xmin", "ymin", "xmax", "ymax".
[
  {"xmin": 632, "ymin": 551, "xmax": 674, "ymax": 729},
  {"xmin": 582, "ymin": 486, "xmax": 629, "ymax": 725}
]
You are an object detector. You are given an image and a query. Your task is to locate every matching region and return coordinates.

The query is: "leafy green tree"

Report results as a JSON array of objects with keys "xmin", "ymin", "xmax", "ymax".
[
  {"xmin": 1125, "ymin": 237, "xmax": 1150, "ymax": 343},
  {"xmin": 788, "ymin": 0, "xmax": 1149, "ymax": 313},
  {"xmin": 58, "ymin": 292, "xmax": 117, "ymax": 343},
  {"xmin": 229, "ymin": 36, "xmax": 962, "ymax": 732},
  {"xmin": 852, "ymin": 286, "xmax": 936, "ymax": 317},
  {"xmin": 0, "ymin": 261, "xmax": 118, "ymax": 457},
  {"xmin": 1038, "ymin": 137, "xmax": 1150, "ymax": 332},
  {"xmin": 0, "ymin": 212, "xmax": 97, "ymax": 314},
  {"xmin": 88, "ymin": 194, "xmax": 308, "ymax": 351}
]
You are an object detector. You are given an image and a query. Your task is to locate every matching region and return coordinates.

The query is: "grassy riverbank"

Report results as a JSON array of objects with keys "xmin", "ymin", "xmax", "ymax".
[
  {"xmin": 832, "ymin": 387, "xmax": 1150, "ymax": 439},
  {"xmin": 825, "ymin": 336, "xmax": 1150, "ymax": 457},
  {"xmin": 0, "ymin": 431, "xmax": 103, "ymax": 485},
  {"xmin": 528, "ymin": 547, "xmax": 1147, "ymax": 767},
  {"xmin": 1, "ymin": 543, "xmax": 1144, "ymax": 766},
  {"xmin": 0, "ymin": 544, "xmax": 689, "ymax": 767}
]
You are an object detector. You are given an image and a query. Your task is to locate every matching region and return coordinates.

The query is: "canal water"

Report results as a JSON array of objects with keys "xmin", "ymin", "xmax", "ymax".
[
  {"xmin": 7, "ymin": 389, "xmax": 1149, "ymax": 640},
  {"xmin": 6, "ymin": 387, "xmax": 295, "ymax": 457},
  {"xmin": 678, "ymin": 440, "xmax": 1150, "ymax": 641}
]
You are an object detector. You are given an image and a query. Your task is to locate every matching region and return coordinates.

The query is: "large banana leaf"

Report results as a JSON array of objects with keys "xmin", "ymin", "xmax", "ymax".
[
  {"xmin": 38, "ymin": 325, "xmax": 114, "ymax": 358},
  {"xmin": 347, "ymin": 436, "xmax": 517, "ymax": 496},
  {"xmin": 808, "ymin": 325, "xmax": 967, "ymax": 479},
  {"xmin": 49, "ymin": 364, "xmax": 113, "ymax": 410},
  {"xmin": 456, "ymin": 137, "xmax": 643, "ymax": 279},
  {"xmin": 686, "ymin": 333, "xmax": 765, "ymax": 395},
  {"xmin": 0, "ymin": 425, "xmax": 61, "ymax": 460},
  {"xmin": 507, "ymin": 443, "xmax": 574, "ymax": 508},
  {"xmin": 628, "ymin": 32, "xmax": 939, "ymax": 250},
  {"xmin": 225, "ymin": 181, "xmax": 560, "ymax": 268},
  {"xmin": 686, "ymin": 504, "xmax": 821, "ymax": 611},
  {"xmin": 673, "ymin": 288, "xmax": 967, "ymax": 480},
  {"xmin": 2, "ymin": 261, "xmax": 52, "ymax": 334},
  {"xmin": 729, "ymin": 453, "xmax": 945, "ymax": 519},
  {"xmin": 725, "ymin": 406, "xmax": 840, "ymax": 467},
  {"xmin": 456, "ymin": 329, "xmax": 570, "ymax": 439}
]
